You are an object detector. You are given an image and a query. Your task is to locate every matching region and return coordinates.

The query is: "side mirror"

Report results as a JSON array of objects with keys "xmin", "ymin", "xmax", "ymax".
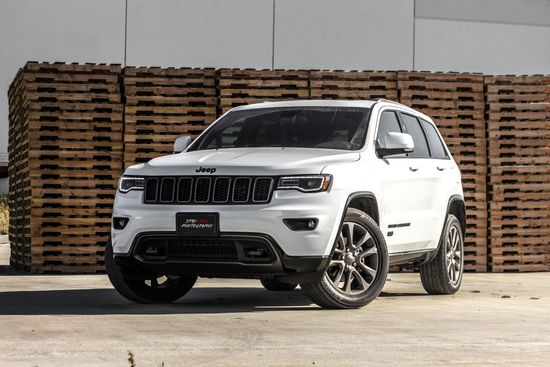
[
  {"xmin": 173, "ymin": 136, "xmax": 192, "ymax": 153},
  {"xmin": 377, "ymin": 132, "xmax": 414, "ymax": 157}
]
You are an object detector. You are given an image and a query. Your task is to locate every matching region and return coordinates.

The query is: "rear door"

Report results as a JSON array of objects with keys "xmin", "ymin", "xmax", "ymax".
[{"xmin": 418, "ymin": 118, "xmax": 455, "ymax": 248}]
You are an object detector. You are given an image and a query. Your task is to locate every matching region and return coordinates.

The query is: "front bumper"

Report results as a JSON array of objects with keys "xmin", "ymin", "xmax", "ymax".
[
  {"xmin": 113, "ymin": 231, "xmax": 331, "ymax": 283},
  {"xmin": 112, "ymin": 189, "xmax": 347, "ymax": 258}
]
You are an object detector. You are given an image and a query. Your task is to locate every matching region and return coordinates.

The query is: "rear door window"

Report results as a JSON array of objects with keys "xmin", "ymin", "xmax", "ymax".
[
  {"xmin": 419, "ymin": 119, "xmax": 448, "ymax": 159},
  {"xmin": 400, "ymin": 113, "xmax": 430, "ymax": 159}
]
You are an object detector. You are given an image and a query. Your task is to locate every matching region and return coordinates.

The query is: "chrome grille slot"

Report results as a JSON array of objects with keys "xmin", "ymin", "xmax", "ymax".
[{"xmin": 143, "ymin": 176, "xmax": 275, "ymax": 205}]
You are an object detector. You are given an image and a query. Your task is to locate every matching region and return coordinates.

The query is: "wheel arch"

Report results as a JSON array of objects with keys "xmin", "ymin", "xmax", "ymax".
[
  {"xmin": 346, "ymin": 191, "xmax": 380, "ymax": 225},
  {"xmin": 447, "ymin": 195, "xmax": 466, "ymax": 237},
  {"xmin": 326, "ymin": 191, "xmax": 380, "ymax": 259},
  {"xmin": 424, "ymin": 195, "xmax": 466, "ymax": 264}
]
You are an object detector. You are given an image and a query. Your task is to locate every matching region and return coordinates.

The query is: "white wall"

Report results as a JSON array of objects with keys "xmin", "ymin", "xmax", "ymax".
[
  {"xmin": 274, "ymin": 0, "xmax": 414, "ymax": 70},
  {"xmin": 0, "ymin": 0, "xmax": 549, "ymax": 160},
  {"xmin": 0, "ymin": 0, "xmax": 126, "ymax": 163},
  {"xmin": 126, "ymin": 0, "xmax": 273, "ymax": 68},
  {"xmin": 415, "ymin": 19, "xmax": 550, "ymax": 74}
]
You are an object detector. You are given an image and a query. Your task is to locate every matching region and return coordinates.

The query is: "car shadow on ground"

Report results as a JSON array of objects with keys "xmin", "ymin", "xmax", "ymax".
[{"xmin": 0, "ymin": 286, "xmax": 428, "ymax": 315}]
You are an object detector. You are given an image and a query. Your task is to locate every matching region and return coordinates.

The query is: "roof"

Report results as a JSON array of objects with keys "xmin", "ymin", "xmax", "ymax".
[{"xmin": 232, "ymin": 99, "xmax": 378, "ymax": 111}]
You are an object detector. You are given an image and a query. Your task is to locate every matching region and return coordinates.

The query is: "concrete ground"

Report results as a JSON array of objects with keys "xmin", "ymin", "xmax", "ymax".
[{"xmin": 0, "ymin": 259, "xmax": 549, "ymax": 367}]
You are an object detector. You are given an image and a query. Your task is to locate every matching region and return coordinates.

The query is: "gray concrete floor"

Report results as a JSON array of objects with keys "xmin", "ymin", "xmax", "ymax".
[{"xmin": 0, "ymin": 271, "xmax": 548, "ymax": 367}]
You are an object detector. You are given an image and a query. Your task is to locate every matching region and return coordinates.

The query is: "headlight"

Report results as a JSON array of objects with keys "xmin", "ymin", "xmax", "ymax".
[
  {"xmin": 276, "ymin": 175, "xmax": 332, "ymax": 193},
  {"xmin": 118, "ymin": 176, "xmax": 145, "ymax": 193}
]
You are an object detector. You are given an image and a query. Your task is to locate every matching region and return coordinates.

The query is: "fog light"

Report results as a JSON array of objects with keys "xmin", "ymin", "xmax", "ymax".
[
  {"xmin": 283, "ymin": 218, "xmax": 318, "ymax": 231},
  {"xmin": 113, "ymin": 217, "xmax": 129, "ymax": 230}
]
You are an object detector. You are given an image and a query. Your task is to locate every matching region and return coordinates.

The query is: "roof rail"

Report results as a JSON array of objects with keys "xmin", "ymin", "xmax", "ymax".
[{"xmin": 376, "ymin": 98, "xmax": 409, "ymax": 108}]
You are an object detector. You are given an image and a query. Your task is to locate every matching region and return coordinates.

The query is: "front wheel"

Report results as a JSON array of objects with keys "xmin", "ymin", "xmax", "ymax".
[
  {"xmin": 300, "ymin": 208, "xmax": 389, "ymax": 309},
  {"xmin": 420, "ymin": 214, "xmax": 464, "ymax": 295},
  {"xmin": 105, "ymin": 239, "xmax": 197, "ymax": 303}
]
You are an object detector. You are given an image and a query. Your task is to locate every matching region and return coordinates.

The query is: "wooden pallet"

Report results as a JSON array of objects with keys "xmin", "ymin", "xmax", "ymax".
[
  {"xmin": 7, "ymin": 62, "xmax": 123, "ymax": 274},
  {"xmin": 485, "ymin": 75, "xmax": 550, "ymax": 272},
  {"xmin": 398, "ymin": 71, "xmax": 488, "ymax": 271},
  {"xmin": 217, "ymin": 69, "xmax": 310, "ymax": 114},
  {"xmin": 123, "ymin": 66, "xmax": 217, "ymax": 167},
  {"xmin": 309, "ymin": 71, "xmax": 397, "ymax": 100}
]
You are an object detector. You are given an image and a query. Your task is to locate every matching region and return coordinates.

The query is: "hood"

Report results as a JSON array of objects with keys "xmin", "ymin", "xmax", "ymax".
[{"xmin": 125, "ymin": 148, "xmax": 360, "ymax": 176}]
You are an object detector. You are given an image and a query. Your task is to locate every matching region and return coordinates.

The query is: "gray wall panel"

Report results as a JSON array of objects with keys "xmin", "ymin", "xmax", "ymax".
[
  {"xmin": 126, "ymin": 0, "xmax": 273, "ymax": 68},
  {"xmin": 274, "ymin": 0, "xmax": 414, "ymax": 70},
  {"xmin": 0, "ymin": 0, "xmax": 125, "ymax": 159},
  {"xmin": 416, "ymin": 0, "xmax": 550, "ymax": 27},
  {"xmin": 415, "ymin": 18, "xmax": 550, "ymax": 74},
  {"xmin": 0, "ymin": 178, "xmax": 7, "ymax": 195}
]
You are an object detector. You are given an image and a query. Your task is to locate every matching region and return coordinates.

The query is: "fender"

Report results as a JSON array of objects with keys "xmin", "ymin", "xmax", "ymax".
[
  {"xmin": 423, "ymin": 194, "xmax": 466, "ymax": 264},
  {"xmin": 327, "ymin": 191, "xmax": 379, "ymax": 258}
]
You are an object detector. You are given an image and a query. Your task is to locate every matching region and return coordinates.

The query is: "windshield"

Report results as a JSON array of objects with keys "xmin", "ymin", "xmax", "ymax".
[{"xmin": 190, "ymin": 107, "xmax": 371, "ymax": 151}]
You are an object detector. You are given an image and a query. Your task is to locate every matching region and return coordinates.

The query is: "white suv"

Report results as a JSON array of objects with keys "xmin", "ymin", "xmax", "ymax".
[{"xmin": 106, "ymin": 99, "xmax": 465, "ymax": 309}]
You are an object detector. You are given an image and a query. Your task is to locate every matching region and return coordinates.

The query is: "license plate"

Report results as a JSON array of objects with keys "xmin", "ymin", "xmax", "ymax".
[{"xmin": 176, "ymin": 213, "xmax": 219, "ymax": 237}]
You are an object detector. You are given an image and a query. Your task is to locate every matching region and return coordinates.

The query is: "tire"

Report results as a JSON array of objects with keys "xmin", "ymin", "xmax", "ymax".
[
  {"xmin": 105, "ymin": 238, "xmax": 197, "ymax": 304},
  {"xmin": 260, "ymin": 278, "xmax": 297, "ymax": 291},
  {"xmin": 300, "ymin": 208, "xmax": 389, "ymax": 309},
  {"xmin": 420, "ymin": 214, "xmax": 464, "ymax": 295}
]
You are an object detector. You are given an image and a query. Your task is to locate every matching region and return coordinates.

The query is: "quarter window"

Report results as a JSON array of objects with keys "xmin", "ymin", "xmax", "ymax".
[
  {"xmin": 420, "ymin": 119, "xmax": 448, "ymax": 159},
  {"xmin": 400, "ymin": 114, "xmax": 430, "ymax": 159}
]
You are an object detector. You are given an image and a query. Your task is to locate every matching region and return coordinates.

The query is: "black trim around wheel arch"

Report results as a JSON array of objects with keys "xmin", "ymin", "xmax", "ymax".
[
  {"xmin": 327, "ymin": 191, "xmax": 379, "ymax": 260},
  {"xmin": 423, "ymin": 195, "xmax": 466, "ymax": 264},
  {"xmin": 113, "ymin": 232, "xmax": 330, "ymax": 284}
]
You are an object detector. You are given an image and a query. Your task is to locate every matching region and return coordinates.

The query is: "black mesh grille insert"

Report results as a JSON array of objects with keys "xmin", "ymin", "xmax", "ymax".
[
  {"xmin": 138, "ymin": 237, "xmax": 238, "ymax": 261},
  {"xmin": 144, "ymin": 178, "xmax": 158, "ymax": 202},
  {"xmin": 177, "ymin": 178, "xmax": 192, "ymax": 203},
  {"xmin": 253, "ymin": 178, "xmax": 273, "ymax": 202},
  {"xmin": 143, "ymin": 176, "xmax": 275, "ymax": 205},
  {"xmin": 160, "ymin": 178, "xmax": 175, "ymax": 202},
  {"xmin": 194, "ymin": 177, "xmax": 211, "ymax": 203},
  {"xmin": 233, "ymin": 177, "xmax": 251, "ymax": 203},
  {"xmin": 136, "ymin": 236, "xmax": 275, "ymax": 263},
  {"xmin": 213, "ymin": 177, "xmax": 231, "ymax": 203},
  {"xmin": 168, "ymin": 239, "xmax": 238, "ymax": 261}
]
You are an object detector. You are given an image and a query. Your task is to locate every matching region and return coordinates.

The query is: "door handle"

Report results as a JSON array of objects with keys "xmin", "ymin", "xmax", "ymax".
[
  {"xmin": 409, "ymin": 166, "xmax": 419, "ymax": 172},
  {"xmin": 437, "ymin": 166, "xmax": 446, "ymax": 171}
]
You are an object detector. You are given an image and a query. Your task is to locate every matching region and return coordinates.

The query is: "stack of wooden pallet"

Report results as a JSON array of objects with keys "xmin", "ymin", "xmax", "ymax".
[
  {"xmin": 123, "ymin": 67, "xmax": 217, "ymax": 167},
  {"xmin": 7, "ymin": 62, "xmax": 123, "ymax": 273},
  {"xmin": 217, "ymin": 69, "xmax": 310, "ymax": 114},
  {"xmin": 310, "ymin": 71, "xmax": 398, "ymax": 100},
  {"xmin": 397, "ymin": 72, "xmax": 488, "ymax": 271},
  {"xmin": 485, "ymin": 75, "xmax": 550, "ymax": 272}
]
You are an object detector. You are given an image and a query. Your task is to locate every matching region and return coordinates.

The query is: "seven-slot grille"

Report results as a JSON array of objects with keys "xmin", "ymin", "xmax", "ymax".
[{"xmin": 143, "ymin": 176, "xmax": 275, "ymax": 205}]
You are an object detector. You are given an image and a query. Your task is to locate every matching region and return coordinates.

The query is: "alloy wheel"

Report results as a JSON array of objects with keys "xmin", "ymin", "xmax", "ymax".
[
  {"xmin": 326, "ymin": 221, "xmax": 379, "ymax": 296},
  {"xmin": 446, "ymin": 224, "xmax": 463, "ymax": 287}
]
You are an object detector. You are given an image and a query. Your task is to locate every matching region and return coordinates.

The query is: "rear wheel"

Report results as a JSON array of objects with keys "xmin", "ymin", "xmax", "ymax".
[
  {"xmin": 260, "ymin": 278, "xmax": 297, "ymax": 291},
  {"xmin": 105, "ymin": 239, "xmax": 197, "ymax": 303},
  {"xmin": 420, "ymin": 214, "xmax": 464, "ymax": 295},
  {"xmin": 301, "ymin": 208, "xmax": 389, "ymax": 309}
]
